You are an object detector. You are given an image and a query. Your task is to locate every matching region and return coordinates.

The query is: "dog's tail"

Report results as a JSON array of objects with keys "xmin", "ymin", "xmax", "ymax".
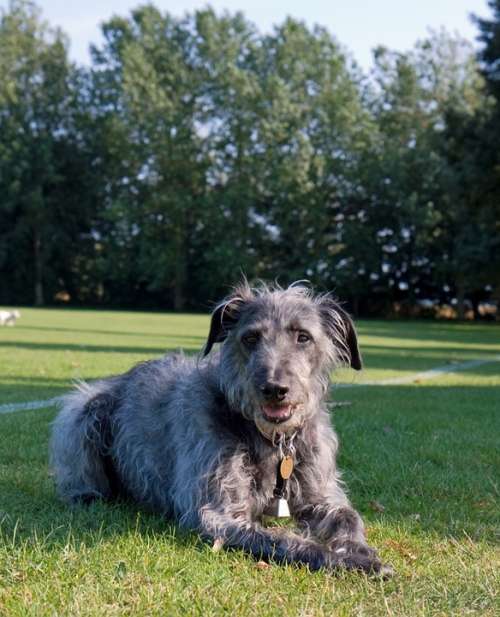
[{"xmin": 49, "ymin": 381, "xmax": 121, "ymax": 504}]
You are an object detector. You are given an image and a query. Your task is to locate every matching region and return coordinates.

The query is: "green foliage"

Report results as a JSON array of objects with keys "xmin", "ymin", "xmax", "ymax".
[
  {"xmin": 0, "ymin": 0, "xmax": 98, "ymax": 306},
  {"xmin": 470, "ymin": 0, "xmax": 500, "ymax": 307},
  {"xmin": 0, "ymin": 1, "xmax": 498, "ymax": 315},
  {"xmin": 475, "ymin": 0, "xmax": 500, "ymax": 99},
  {"xmin": 357, "ymin": 31, "xmax": 499, "ymax": 316}
]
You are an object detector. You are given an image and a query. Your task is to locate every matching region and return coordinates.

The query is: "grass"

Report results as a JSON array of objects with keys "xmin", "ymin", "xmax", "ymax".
[{"xmin": 0, "ymin": 308, "xmax": 499, "ymax": 616}]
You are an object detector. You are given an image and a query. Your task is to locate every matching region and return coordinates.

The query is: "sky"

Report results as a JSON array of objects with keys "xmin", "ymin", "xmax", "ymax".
[{"xmin": 22, "ymin": 1, "xmax": 492, "ymax": 70}]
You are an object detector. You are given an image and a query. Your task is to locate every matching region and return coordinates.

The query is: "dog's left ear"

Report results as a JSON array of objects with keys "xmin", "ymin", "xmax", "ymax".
[
  {"xmin": 318, "ymin": 298, "xmax": 362, "ymax": 370},
  {"xmin": 203, "ymin": 295, "xmax": 246, "ymax": 356}
]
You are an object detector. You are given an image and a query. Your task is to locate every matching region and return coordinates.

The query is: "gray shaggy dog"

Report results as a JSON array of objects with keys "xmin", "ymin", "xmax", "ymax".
[{"xmin": 50, "ymin": 282, "xmax": 392, "ymax": 575}]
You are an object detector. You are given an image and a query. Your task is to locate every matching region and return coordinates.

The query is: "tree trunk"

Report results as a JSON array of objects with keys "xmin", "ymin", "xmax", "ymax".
[
  {"xmin": 173, "ymin": 265, "xmax": 185, "ymax": 311},
  {"xmin": 351, "ymin": 295, "xmax": 360, "ymax": 318},
  {"xmin": 470, "ymin": 291, "xmax": 481, "ymax": 321},
  {"xmin": 456, "ymin": 278, "xmax": 465, "ymax": 320},
  {"xmin": 173, "ymin": 231, "xmax": 186, "ymax": 311},
  {"xmin": 34, "ymin": 230, "xmax": 44, "ymax": 306}
]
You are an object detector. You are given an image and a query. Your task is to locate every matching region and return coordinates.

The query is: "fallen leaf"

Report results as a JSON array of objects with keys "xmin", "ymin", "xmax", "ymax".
[
  {"xmin": 255, "ymin": 560, "xmax": 271, "ymax": 570},
  {"xmin": 473, "ymin": 500, "xmax": 490, "ymax": 509},
  {"xmin": 212, "ymin": 537, "xmax": 224, "ymax": 553},
  {"xmin": 385, "ymin": 539, "xmax": 417, "ymax": 562}
]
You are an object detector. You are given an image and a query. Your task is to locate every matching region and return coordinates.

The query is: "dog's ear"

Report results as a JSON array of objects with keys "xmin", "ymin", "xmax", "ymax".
[
  {"xmin": 318, "ymin": 297, "xmax": 362, "ymax": 370},
  {"xmin": 203, "ymin": 292, "xmax": 248, "ymax": 356}
]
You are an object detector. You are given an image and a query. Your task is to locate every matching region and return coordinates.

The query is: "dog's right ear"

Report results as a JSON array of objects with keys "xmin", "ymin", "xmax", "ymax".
[{"xmin": 203, "ymin": 295, "xmax": 246, "ymax": 356}]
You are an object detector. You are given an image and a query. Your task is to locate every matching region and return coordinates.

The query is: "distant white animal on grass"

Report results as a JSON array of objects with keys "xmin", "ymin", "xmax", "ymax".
[{"xmin": 0, "ymin": 310, "xmax": 20, "ymax": 326}]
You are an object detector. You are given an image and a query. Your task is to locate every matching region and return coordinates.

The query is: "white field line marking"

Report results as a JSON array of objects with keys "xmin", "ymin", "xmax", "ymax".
[
  {"xmin": 1, "ymin": 355, "xmax": 499, "ymax": 415},
  {"xmin": 0, "ymin": 396, "xmax": 61, "ymax": 415},
  {"xmin": 337, "ymin": 355, "xmax": 500, "ymax": 388}
]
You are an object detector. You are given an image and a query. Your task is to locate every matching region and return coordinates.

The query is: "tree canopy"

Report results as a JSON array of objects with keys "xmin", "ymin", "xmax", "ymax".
[{"xmin": 0, "ymin": 0, "xmax": 498, "ymax": 317}]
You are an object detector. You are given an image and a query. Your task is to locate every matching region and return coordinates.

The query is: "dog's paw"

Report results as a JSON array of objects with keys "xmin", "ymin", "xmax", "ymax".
[{"xmin": 332, "ymin": 541, "xmax": 394, "ymax": 577}]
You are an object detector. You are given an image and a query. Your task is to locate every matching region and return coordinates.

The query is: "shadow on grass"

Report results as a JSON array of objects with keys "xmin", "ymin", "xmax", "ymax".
[
  {"xmin": 357, "ymin": 320, "xmax": 500, "ymax": 346},
  {"xmin": 0, "ymin": 489, "xmax": 200, "ymax": 554},
  {"xmin": 0, "ymin": 384, "xmax": 498, "ymax": 554},
  {"xmin": 362, "ymin": 344, "xmax": 500, "ymax": 357},
  {"xmin": 17, "ymin": 325, "xmax": 207, "ymax": 342},
  {"xmin": 360, "ymin": 346, "xmax": 500, "ymax": 373},
  {"xmin": 0, "ymin": 340, "xmax": 204, "ymax": 355}
]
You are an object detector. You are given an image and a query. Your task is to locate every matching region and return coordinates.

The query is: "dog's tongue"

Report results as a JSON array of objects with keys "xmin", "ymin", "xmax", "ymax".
[{"xmin": 262, "ymin": 404, "xmax": 291, "ymax": 421}]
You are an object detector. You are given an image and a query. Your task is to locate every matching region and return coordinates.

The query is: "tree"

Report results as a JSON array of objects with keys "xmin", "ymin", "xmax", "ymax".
[
  {"xmin": 471, "ymin": 0, "xmax": 500, "ymax": 309},
  {"xmin": 237, "ymin": 18, "xmax": 374, "ymax": 295},
  {"xmin": 89, "ymin": 6, "xmax": 212, "ymax": 310},
  {"xmin": 474, "ymin": 0, "xmax": 500, "ymax": 99},
  {"xmin": 1, "ymin": 2, "xmax": 496, "ymax": 316},
  {"xmin": 0, "ymin": 0, "xmax": 95, "ymax": 305},
  {"xmin": 354, "ymin": 31, "xmax": 496, "ymax": 317}
]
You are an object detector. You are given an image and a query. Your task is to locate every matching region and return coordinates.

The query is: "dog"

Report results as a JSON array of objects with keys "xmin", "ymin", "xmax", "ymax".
[
  {"xmin": 50, "ymin": 282, "xmax": 392, "ymax": 576},
  {"xmin": 0, "ymin": 310, "xmax": 20, "ymax": 326}
]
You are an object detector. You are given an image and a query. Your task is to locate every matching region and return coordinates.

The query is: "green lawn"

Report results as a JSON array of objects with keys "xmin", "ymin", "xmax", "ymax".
[{"xmin": 0, "ymin": 309, "xmax": 499, "ymax": 616}]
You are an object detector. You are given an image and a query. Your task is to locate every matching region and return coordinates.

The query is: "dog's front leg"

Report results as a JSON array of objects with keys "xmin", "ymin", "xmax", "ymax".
[
  {"xmin": 200, "ymin": 506, "xmax": 349, "ymax": 571},
  {"xmin": 292, "ymin": 498, "xmax": 391, "ymax": 575},
  {"xmin": 290, "ymin": 462, "xmax": 389, "ymax": 574}
]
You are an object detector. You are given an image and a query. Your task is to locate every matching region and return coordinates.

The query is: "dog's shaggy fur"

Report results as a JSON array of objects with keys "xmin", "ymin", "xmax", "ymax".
[
  {"xmin": 50, "ymin": 283, "xmax": 391, "ymax": 575},
  {"xmin": 0, "ymin": 310, "xmax": 20, "ymax": 326}
]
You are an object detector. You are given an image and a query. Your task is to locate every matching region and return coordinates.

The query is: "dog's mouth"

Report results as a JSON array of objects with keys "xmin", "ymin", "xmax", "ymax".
[{"xmin": 261, "ymin": 403, "xmax": 294, "ymax": 424}]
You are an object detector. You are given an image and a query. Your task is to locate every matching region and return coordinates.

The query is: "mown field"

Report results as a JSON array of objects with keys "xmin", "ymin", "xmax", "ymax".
[{"xmin": 0, "ymin": 308, "xmax": 499, "ymax": 616}]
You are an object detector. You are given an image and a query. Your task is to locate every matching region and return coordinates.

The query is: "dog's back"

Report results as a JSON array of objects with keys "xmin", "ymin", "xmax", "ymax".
[{"xmin": 50, "ymin": 352, "xmax": 224, "ymax": 522}]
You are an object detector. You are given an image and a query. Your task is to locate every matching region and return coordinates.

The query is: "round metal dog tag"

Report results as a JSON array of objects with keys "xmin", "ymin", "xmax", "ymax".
[{"xmin": 280, "ymin": 455, "xmax": 294, "ymax": 479}]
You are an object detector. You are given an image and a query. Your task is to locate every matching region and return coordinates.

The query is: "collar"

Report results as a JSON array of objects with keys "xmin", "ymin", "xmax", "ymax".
[{"xmin": 254, "ymin": 414, "xmax": 303, "ymax": 444}]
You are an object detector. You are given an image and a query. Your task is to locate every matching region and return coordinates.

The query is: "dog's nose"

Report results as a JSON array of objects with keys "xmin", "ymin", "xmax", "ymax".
[{"xmin": 260, "ymin": 382, "xmax": 289, "ymax": 401}]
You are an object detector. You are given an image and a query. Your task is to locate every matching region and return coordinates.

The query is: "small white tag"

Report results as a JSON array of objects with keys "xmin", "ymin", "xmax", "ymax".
[
  {"xmin": 263, "ymin": 497, "xmax": 290, "ymax": 518},
  {"xmin": 276, "ymin": 498, "xmax": 290, "ymax": 517}
]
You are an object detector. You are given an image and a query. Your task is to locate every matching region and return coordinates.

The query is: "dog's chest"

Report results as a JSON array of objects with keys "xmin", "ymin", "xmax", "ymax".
[
  {"xmin": 249, "ymin": 446, "xmax": 301, "ymax": 517},
  {"xmin": 252, "ymin": 453, "xmax": 280, "ymax": 495}
]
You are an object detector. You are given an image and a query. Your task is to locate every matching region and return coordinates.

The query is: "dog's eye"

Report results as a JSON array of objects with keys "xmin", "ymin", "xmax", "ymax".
[
  {"xmin": 297, "ymin": 331, "xmax": 311, "ymax": 344},
  {"xmin": 242, "ymin": 333, "xmax": 259, "ymax": 347}
]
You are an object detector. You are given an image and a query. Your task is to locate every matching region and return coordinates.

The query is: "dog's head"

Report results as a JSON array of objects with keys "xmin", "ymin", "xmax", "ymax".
[{"xmin": 204, "ymin": 282, "xmax": 361, "ymax": 438}]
